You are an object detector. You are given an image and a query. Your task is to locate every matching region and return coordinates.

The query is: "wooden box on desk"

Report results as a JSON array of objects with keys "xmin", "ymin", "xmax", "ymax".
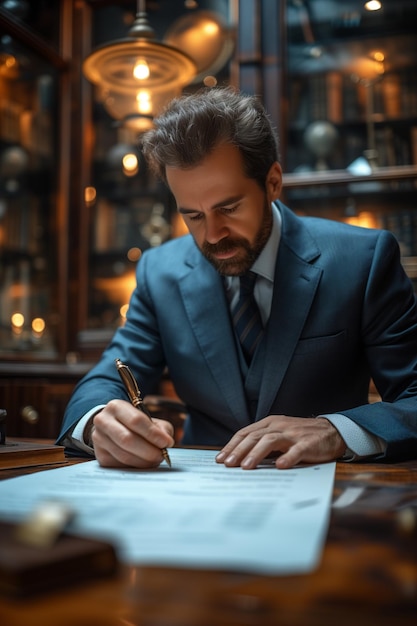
[{"xmin": 0, "ymin": 520, "xmax": 118, "ymax": 598}]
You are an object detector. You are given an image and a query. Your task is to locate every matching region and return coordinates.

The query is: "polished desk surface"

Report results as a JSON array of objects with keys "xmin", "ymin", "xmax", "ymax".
[{"xmin": 0, "ymin": 453, "xmax": 416, "ymax": 626}]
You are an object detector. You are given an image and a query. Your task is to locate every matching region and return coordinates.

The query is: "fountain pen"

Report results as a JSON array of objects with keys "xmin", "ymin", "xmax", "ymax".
[{"xmin": 115, "ymin": 358, "xmax": 172, "ymax": 467}]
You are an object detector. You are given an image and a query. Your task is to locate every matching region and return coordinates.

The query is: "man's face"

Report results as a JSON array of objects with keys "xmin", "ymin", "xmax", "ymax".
[{"xmin": 166, "ymin": 143, "xmax": 282, "ymax": 276}]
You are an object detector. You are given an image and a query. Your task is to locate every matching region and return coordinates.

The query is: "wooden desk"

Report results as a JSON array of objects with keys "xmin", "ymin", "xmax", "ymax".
[{"xmin": 0, "ymin": 457, "xmax": 416, "ymax": 626}]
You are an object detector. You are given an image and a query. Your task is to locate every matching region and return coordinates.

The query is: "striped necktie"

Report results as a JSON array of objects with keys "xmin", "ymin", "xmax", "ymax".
[{"xmin": 232, "ymin": 272, "xmax": 264, "ymax": 363}]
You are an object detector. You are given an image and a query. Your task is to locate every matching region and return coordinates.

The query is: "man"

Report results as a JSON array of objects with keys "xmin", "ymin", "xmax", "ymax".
[{"xmin": 57, "ymin": 87, "xmax": 417, "ymax": 469}]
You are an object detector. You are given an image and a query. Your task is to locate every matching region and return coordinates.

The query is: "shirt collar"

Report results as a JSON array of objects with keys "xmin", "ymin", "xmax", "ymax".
[{"xmin": 250, "ymin": 201, "xmax": 281, "ymax": 283}]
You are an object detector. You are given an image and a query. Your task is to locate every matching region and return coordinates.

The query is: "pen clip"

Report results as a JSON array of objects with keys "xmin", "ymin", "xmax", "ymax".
[{"xmin": 115, "ymin": 358, "xmax": 142, "ymax": 408}]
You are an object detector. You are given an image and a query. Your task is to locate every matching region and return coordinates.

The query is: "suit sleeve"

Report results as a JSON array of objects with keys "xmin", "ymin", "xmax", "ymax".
[
  {"xmin": 56, "ymin": 250, "xmax": 166, "ymax": 447},
  {"xmin": 342, "ymin": 230, "xmax": 417, "ymax": 460}
]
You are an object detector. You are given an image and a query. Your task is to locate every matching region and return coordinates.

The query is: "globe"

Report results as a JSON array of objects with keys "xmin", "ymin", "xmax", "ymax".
[{"xmin": 303, "ymin": 121, "xmax": 339, "ymax": 170}]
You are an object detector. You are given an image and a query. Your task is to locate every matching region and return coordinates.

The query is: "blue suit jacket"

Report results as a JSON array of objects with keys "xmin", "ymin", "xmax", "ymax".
[{"xmin": 58, "ymin": 202, "xmax": 417, "ymax": 460}]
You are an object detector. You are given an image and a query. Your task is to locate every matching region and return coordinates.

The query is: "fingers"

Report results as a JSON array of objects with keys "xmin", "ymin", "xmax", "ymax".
[
  {"xmin": 216, "ymin": 415, "xmax": 345, "ymax": 470},
  {"xmin": 92, "ymin": 400, "xmax": 175, "ymax": 468},
  {"xmin": 92, "ymin": 421, "xmax": 164, "ymax": 468},
  {"xmin": 217, "ymin": 430, "xmax": 292, "ymax": 470},
  {"xmin": 274, "ymin": 442, "xmax": 305, "ymax": 469},
  {"xmin": 216, "ymin": 429, "xmax": 280, "ymax": 469}
]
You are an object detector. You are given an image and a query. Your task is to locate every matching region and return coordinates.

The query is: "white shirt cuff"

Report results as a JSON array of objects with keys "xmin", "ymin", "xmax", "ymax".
[
  {"xmin": 320, "ymin": 413, "xmax": 387, "ymax": 461},
  {"xmin": 70, "ymin": 405, "xmax": 106, "ymax": 454}
]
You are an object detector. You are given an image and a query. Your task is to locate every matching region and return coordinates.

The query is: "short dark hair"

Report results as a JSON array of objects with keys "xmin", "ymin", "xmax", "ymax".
[{"xmin": 141, "ymin": 86, "xmax": 280, "ymax": 189}]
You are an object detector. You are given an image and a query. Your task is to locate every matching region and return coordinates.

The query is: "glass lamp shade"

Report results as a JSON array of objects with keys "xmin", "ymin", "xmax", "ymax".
[
  {"xmin": 83, "ymin": 38, "xmax": 196, "ymax": 95},
  {"xmin": 83, "ymin": 37, "xmax": 196, "ymax": 127}
]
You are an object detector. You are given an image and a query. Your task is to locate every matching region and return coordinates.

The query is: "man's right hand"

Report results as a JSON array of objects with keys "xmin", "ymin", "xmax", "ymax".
[{"xmin": 90, "ymin": 399, "xmax": 175, "ymax": 468}]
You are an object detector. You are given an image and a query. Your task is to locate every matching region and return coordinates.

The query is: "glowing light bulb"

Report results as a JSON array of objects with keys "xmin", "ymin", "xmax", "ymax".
[
  {"xmin": 32, "ymin": 318, "xmax": 46, "ymax": 333},
  {"xmin": 11, "ymin": 312, "xmax": 24, "ymax": 328},
  {"xmin": 136, "ymin": 91, "xmax": 152, "ymax": 115},
  {"xmin": 133, "ymin": 59, "xmax": 150, "ymax": 80},
  {"xmin": 11, "ymin": 312, "xmax": 24, "ymax": 336},
  {"xmin": 372, "ymin": 51, "xmax": 385, "ymax": 62},
  {"xmin": 364, "ymin": 1, "xmax": 382, "ymax": 11},
  {"xmin": 122, "ymin": 153, "xmax": 139, "ymax": 176}
]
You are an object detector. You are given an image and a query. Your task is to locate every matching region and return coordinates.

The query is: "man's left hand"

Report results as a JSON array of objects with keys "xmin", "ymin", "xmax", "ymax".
[{"xmin": 215, "ymin": 415, "xmax": 346, "ymax": 469}]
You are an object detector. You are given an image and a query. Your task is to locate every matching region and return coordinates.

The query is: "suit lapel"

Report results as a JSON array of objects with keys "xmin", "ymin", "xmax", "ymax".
[
  {"xmin": 256, "ymin": 204, "xmax": 323, "ymax": 420},
  {"xmin": 179, "ymin": 250, "xmax": 251, "ymax": 429},
  {"xmin": 177, "ymin": 203, "xmax": 324, "ymax": 428}
]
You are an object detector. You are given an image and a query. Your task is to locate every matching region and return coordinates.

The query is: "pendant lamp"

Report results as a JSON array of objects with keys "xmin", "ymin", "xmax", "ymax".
[{"xmin": 82, "ymin": 0, "xmax": 197, "ymax": 130}]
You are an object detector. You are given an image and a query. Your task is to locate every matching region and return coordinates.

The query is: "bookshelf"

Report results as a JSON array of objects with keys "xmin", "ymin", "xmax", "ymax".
[
  {"xmin": 280, "ymin": 0, "xmax": 417, "ymax": 288},
  {"xmin": 0, "ymin": 5, "xmax": 68, "ymax": 359}
]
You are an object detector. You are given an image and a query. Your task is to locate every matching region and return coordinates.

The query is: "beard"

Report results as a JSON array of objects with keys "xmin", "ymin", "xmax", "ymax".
[{"xmin": 200, "ymin": 196, "xmax": 273, "ymax": 276}]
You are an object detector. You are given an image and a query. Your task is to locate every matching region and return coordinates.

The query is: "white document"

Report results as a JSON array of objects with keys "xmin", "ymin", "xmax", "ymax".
[{"xmin": 0, "ymin": 449, "xmax": 335, "ymax": 575}]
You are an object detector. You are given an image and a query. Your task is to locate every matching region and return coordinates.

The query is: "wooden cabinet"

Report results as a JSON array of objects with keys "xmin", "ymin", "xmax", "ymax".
[{"xmin": 0, "ymin": 363, "xmax": 90, "ymax": 439}]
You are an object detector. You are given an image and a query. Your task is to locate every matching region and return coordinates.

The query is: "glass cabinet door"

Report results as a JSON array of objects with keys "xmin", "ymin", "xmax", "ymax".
[
  {"xmin": 81, "ymin": 0, "xmax": 233, "ymax": 343},
  {"xmin": 0, "ymin": 37, "xmax": 61, "ymax": 357},
  {"xmin": 282, "ymin": 0, "xmax": 417, "ymax": 287},
  {"xmin": 284, "ymin": 0, "xmax": 417, "ymax": 175}
]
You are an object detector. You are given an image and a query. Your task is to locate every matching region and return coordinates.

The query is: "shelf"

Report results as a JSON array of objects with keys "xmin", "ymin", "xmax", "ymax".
[{"xmin": 282, "ymin": 165, "xmax": 417, "ymax": 188}]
